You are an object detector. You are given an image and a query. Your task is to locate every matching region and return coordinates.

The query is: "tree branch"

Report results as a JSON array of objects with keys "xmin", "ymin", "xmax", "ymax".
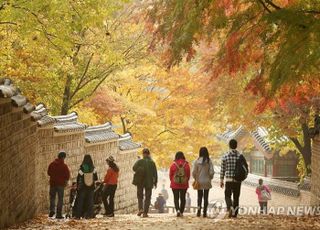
[
  {"xmin": 257, "ymin": 0, "xmax": 272, "ymax": 13},
  {"xmin": 70, "ymin": 53, "xmax": 94, "ymax": 99},
  {"xmin": 290, "ymin": 137, "xmax": 303, "ymax": 153},
  {"xmin": 0, "ymin": 21, "xmax": 17, "ymax": 25},
  {"xmin": 69, "ymin": 67, "xmax": 116, "ymax": 108},
  {"xmin": 265, "ymin": 0, "xmax": 281, "ymax": 10}
]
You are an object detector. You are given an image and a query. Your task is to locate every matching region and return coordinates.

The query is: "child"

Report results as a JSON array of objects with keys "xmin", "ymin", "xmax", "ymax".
[
  {"xmin": 68, "ymin": 182, "xmax": 78, "ymax": 218},
  {"xmin": 256, "ymin": 179, "xmax": 271, "ymax": 214}
]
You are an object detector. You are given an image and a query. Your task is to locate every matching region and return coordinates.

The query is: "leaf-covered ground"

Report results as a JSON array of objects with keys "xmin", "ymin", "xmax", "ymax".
[{"xmin": 7, "ymin": 214, "xmax": 320, "ymax": 230}]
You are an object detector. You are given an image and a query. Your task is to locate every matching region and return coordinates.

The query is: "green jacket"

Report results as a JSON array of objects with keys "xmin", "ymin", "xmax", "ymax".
[{"xmin": 133, "ymin": 156, "xmax": 158, "ymax": 189}]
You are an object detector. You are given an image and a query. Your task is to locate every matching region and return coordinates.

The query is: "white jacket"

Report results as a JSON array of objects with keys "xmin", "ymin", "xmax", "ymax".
[{"xmin": 192, "ymin": 157, "xmax": 215, "ymax": 190}]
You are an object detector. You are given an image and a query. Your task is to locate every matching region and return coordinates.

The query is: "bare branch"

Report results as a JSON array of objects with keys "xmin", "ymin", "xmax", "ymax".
[
  {"xmin": 70, "ymin": 53, "xmax": 94, "ymax": 99},
  {"xmin": 0, "ymin": 21, "xmax": 17, "ymax": 25}
]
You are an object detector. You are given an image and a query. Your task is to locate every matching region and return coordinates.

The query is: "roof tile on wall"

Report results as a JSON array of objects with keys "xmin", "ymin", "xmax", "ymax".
[
  {"xmin": 119, "ymin": 133, "xmax": 141, "ymax": 151},
  {"xmin": 85, "ymin": 122, "xmax": 119, "ymax": 143}
]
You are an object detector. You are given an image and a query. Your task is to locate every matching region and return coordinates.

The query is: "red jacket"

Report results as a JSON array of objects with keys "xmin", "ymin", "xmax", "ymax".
[
  {"xmin": 169, "ymin": 159, "xmax": 190, "ymax": 189},
  {"xmin": 104, "ymin": 168, "xmax": 119, "ymax": 185},
  {"xmin": 47, "ymin": 159, "xmax": 70, "ymax": 187}
]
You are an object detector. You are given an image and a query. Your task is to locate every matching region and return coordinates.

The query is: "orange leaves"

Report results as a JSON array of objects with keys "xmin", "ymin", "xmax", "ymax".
[{"xmin": 86, "ymin": 87, "xmax": 124, "ymax": 122}]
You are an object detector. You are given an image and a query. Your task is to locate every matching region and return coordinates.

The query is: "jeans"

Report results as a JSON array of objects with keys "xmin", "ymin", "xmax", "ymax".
[
  {"xmin": 49, "ymin": 186, "xmax": 64, "ymax": 217},
  {"xmin": 172, "ymin": 189, "xmax": 187, "ymax": 213},
  {"xmin": 259, "ymin": 202, "xmax": 268, "ymax": 214},
  {"xmin": 76, "ymin": 188, "xmax": 94, "ymax": 218},
  {"xmin": 137, "ymin": 186, "xmax": 152, "ymax": 214},
  {"xmin": 197, "ymin": 189, "xmax": 209, "ymax": 214},
  {"xmin": 102, "ymin": 184, "xmax": 117, "ymax": 215},
  {"xmin": 225, "ymin": 182, "xmax": 241, "ymax": 217}
]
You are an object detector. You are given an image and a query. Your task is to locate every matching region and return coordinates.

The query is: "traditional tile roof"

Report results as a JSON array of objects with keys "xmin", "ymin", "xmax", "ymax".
[
  {"xmin": 30, "ymin": 103, "xmax": 50, "ymax": 123},
  {"xmin": 0, "ymin": 78, "xmax": 17, "ymax": 98},
  {"xmin": 52, "ymin": 112, "xmax": 86, "ymax": 133},
  {"xmin": 85, "ymin": 122, "xmax": 119, "ymax": 143},
  {"xmin": 0, "ymin": 78, "xmax": 35, "ymax": 114},
  {"xmin": 216, "ymin": 125, "xmax": 247, "ymax": 142},
  {"xmin": 251, "ymin": 127, "xmax": 289, "ymax": 158},
  {"xmin": 251, "ymin": 127, "xmax": 273, "ymax": 157},
  {"xmin": 119, "ymin": 133, "xmax": 141, "ymax": 151},
  {"xmin": 217, "ymin": 125, "xmax": 288, "ymax": 159}
]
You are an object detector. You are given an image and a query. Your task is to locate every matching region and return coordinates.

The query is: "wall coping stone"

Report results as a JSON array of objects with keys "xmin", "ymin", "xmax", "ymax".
[
  {"xmin": 85, "ymin": 122, "xmax": 119, "ymax": 143},
  {"xmin": 119, "ymin": 133, "xmax": 141, "ymax": 151}
]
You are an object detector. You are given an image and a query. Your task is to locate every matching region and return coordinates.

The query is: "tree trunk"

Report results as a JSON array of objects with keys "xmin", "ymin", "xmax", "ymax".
[
  {"xmin": 290, "ymin": 122, "xmax": 312, "ymax": 174},
  {"xmin": 60, "ymin": 74, "xmax": 72, "ymax": 115},
  {"xmin": 120, "ymin": 116, "xmax": 127, "ymax": 134}
]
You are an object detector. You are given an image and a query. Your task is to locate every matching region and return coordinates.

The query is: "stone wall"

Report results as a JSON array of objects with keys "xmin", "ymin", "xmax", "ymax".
[
  {"xmin": 0, "ymin": 98, "xmax": 38, "ymax": 228},
  {"xmin": 115, "ymin": 149, "xmax": 139, "ymax": 213},
  {"xmin": 311, "ymin": 136, "xmax": 320, "ymax": 205},
  {"xmin": 0, "ymin": 79, "xmax": 140, "ymax": 228}
]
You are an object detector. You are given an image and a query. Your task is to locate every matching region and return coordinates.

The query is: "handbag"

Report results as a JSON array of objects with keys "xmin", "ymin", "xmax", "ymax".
[
  {"xmin": 192, "ymin": 161, "xmax": 203, "ymax": 190},
  {"xmin": 192, "ymin": 180, "xmax": 200, "ymax": 190}
]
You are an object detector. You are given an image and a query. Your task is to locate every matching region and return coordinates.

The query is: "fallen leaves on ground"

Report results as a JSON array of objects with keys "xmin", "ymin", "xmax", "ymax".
[{"xmin": 6, "ymin": 214, "xmax": 320, "ymax": 230}]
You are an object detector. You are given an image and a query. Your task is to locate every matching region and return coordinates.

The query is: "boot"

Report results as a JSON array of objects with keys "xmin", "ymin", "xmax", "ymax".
[{"xmin": 197, "ymin": 209, "xmax": 201, "ymax": 217}]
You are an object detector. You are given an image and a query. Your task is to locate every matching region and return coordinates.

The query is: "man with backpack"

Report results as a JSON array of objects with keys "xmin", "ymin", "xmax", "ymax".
[
  {"xmin": 220, "ymin": 139, "xmax": 248, "ymax": 218},
  {"xmin": 47, "ymin": 151, "xmax": 70, "ymax": 219},
  {"xmin": 133, "ymin": 148, "xmax": 158, "ymax": 218}
]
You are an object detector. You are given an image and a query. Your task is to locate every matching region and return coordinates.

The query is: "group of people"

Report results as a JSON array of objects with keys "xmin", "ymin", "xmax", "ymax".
[
  {"xmin": 47, "ymin": 138, "xmax": 271, "ymax": 219},
  {"xmin": 47, "ymin": 153, "xmax": 119, "ymax": 219}
]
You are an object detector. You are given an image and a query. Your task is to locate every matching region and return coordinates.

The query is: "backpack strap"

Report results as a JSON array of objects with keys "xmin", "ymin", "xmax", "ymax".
[
  {"xmin": 174, "ymin": 161, "xmax": 186, "ymax": 168},
  {"xmin": 78, "ymin": 169, "xmax": 84, "ymax": 176}
]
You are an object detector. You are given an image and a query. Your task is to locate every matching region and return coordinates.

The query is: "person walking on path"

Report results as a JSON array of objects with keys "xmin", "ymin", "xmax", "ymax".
[
  {"xmin": 169, "ymin": 151, "xmax": 190, "ymax": 217},
  {"xmin": 220, "ymin": 139, "xmax": 248, "ymax": 218},
  {"xmin": 75, "ymin": 154, "xmax": 98, "ymax": 219},
  {"xmin": 102, "ymin": 156, "xmax": 119, "ymax": 217},
  {"xmin": 47, "ymin": 151, "xmax": 70, "ymax": 219},
  {"xmin": 256, "ymin": 178, "xmax": 271, "ymax": 214},
  {"xmin": 192, "ymin": 147, "xmax": 214, "ymax": 217},
  {"xmin": 132, "ymin": 148, "xmax": 158, "ymax": 218}
]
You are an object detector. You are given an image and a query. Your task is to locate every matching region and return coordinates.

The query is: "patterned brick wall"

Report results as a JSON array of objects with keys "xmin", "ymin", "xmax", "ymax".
[
  {"xmin": 311, "ymin": 136, "xmax": 320, "ymax": 205},
  {"xmin": 115, "ymin": 150, "xmax": 138, "ymax": 213},
  {"xmin": 0, "ymin": 84, "xmax": 140, "ymax": 228},
  {"xmin": 0, "ymin": 99, "xmax": 38, "ymax": 228}
]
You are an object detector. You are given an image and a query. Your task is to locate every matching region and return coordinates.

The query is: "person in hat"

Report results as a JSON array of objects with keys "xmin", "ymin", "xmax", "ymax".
[
  {"xmin": 102, "ymin": 156, "xmax": 119, "ymax": 217},
  {"xmin": 47, "ymin": 151, "xmax": 70, "ymax": 219}
]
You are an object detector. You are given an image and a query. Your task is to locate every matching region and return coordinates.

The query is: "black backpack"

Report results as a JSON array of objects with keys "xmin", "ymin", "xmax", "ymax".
[{"xmin": 234, "ymin": 154, "xmax": 248, "ymax": 182}]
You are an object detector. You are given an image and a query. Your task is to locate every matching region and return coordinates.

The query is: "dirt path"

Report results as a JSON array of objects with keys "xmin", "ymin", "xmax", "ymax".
[{"xmin": 7, "ymin": 214, "xmax": 320, "ymax": 230}]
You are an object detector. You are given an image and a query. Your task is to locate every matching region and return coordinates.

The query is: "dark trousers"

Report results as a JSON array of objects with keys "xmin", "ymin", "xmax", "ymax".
[
  {"xmin": 225, "ymin": 182, "xmax": 241, "ymax": 217},
  {"xmin": 102, "ymin": 184, "xmax": 117, "ymax": 215},
  {"xmin": 49, "ymin": 186, "xmax": 64, "ymax": 217},
  {"xmin": 172, "ymin": 189, "xmax": 187, "ymax": 213},
  {"xmin": 137, "ymin": 186, "xmax": 152, "ymax": 214},
  {"xmin": 259, "ymin": 202, "xmax": 268, "ymax": 214},
  {"xmin": 197, "ymin": 189, "xmax": 209, "ymax": 213},
  {"xmin": 76, "ymin": 188, "xmax": 94, "ymax": 218}
]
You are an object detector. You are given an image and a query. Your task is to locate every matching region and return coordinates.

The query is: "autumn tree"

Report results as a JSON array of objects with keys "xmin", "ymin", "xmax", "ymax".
[
  {"xmin": 86, "ymin": 61, "xmax": 218, "ymax": 167},
  {"xmin": 147, "ymin": 0, "xmax": 320, "ymax": 172},
  {"xmin": 0, "ymin": 0, "xmax": 147, "ymax": 114}
]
